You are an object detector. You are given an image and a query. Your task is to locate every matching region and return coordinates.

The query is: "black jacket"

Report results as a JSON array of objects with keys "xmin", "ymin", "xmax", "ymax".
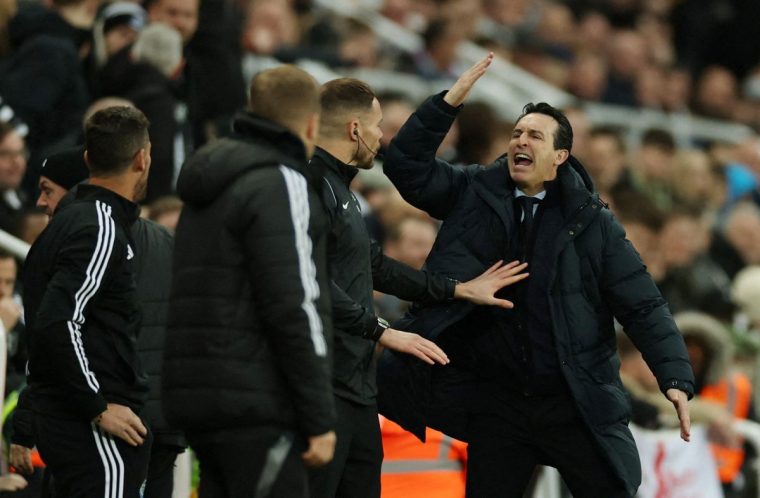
[
  {"xmin": 313, "ymin": 148, "xmax": 455, "ymax": 405},
  {"xmin": 23, "ymin": 184, "xmax": 147, "ymax": 421},
  {"xmin": 377, "ymin": 94, "xmax": 695, "ymax": 496},
  {"xmin": 163, "ymin": 113, "xmax": 335, "ymax": 440},
  {"xmin": 2, "ymin": 3, "xmax": 89, "ymax": 154},
  {"xmin": 131, "ymin": 219, "xmax": 184, "ymax": 447}
]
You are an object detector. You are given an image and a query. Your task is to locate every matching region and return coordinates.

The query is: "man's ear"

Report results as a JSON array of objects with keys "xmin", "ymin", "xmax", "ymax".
[
  {"xmin": 134, "ymin": 147, "xmax": 148, "ymax": 172},
  {"xmin": 348, "ymin": 119, "xmax": 360, "ymax": 141},
  {"xmin": 305, "ymin": 113, "xmax": 319, "ymax": 143},
  {"xmin": 83, "ymin": 150, "xmax": 93, "ymax": 172},
  {"xmin": 554, "ymin": 149, "xmax": 570, "ymax": 167}
]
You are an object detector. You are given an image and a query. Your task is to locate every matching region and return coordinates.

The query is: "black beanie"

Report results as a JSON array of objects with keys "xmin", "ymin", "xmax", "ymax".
[{"xmin": 40, "ymin": 147, "xmax": 90, "ymax": 190}]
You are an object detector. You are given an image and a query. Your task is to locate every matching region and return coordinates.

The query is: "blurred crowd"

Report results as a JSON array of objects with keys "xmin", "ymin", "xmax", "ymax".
[{"xmin": 2, "ymin": 0, "xmax": 760, "ymax": 496}]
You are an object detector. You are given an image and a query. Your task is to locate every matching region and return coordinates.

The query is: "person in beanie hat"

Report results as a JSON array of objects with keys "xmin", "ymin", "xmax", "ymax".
[
  {"xmin": 36, "ymin": 147, "xmax": 90, "ymax": 217},
  {"xmin": 93, "ymin": 1, "xmax": 147, "ymax": 68}
]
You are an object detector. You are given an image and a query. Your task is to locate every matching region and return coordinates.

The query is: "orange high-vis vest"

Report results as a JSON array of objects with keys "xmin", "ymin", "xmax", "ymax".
[
  {"xmin": 380, "ymin": 416, "xmax": 467, "ymax": 498},
  {"xmin": 700, "ymin": 372, "xmax": 752, "ymax": 483}
]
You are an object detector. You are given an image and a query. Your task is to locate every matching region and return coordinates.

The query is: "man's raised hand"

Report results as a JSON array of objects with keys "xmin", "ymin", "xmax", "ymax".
[{"xmin": 443, "ymin": 52, "xmax": 494, "ymax": 107}]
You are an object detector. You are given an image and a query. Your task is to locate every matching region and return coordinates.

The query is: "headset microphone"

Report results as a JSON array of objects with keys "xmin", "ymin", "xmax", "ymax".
[{"xmin": 355, "ymin": 130, "xmax": 380, "ymax": 156}]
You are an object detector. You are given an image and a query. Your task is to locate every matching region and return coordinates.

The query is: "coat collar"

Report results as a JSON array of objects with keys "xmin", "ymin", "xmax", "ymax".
[
  {"xmin": 75, "ymin": 184, "xmax": 140, "ymax": 224},
  {"xmin": 312, "ymin": 147, "xmax": 359, "ymax": 186}
]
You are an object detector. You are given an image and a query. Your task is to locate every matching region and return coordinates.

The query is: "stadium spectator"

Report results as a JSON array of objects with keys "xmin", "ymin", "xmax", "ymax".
[{"xmin": 0, "ymin": 123, "xmax": 28, "ymax": 232}]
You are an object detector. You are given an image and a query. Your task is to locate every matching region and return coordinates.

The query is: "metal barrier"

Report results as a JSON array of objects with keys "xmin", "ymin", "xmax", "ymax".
[{"xmin": 0, "ymin": 230, "xmax": 29, "ymax": 262}]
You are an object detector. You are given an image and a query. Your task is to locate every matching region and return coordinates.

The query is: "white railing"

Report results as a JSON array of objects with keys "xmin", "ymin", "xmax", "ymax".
[{"xmin": 0, "ymin": 230, "xmax": 29, "ymax": 262}]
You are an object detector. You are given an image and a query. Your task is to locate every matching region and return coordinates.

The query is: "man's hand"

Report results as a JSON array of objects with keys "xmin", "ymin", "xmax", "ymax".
[
  {"xmin": 455, "ymin": 260, "xmax": 528, "ymax": 308},
  {"xmin": 666, "ymin": 388, "xmax": 691, "ymax": 442},
  {"xmin": 379, "ymin": 328, "xmax": 449, "ymax": 365},
  {"xmin": 9, "ymin": 444, "xmax": 33, "ymax": 475},
  {"xmin": 443, "ymin": 52, "xmax": 494, "ymax": 107},
  {"xmin": 0, "ymin": 474, "xmax": 27, "ymax": 491},
  {"xmin": 302, "ymin": 430, "xmax": 336, "ymax": 468},
  {"xmin": 0, "ymin": 297, "xmax": 21, "ymax": 331},
  {"xmin": 94, "ymin": 403, "xmax": 148, "ymax": 447}
]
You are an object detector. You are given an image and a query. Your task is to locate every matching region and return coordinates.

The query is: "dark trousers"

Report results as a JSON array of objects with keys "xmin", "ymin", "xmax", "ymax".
[
  {"xmin": 33, "ymin": 412, "xmax": 152, "ymax": 498},
  {"xmin": 193, "ymin": 430, "xmax": 308, "ymax": 498},
  {"xmin": 144, "ymin": 443, "xmax": 183, "ymax": 498},
  {"xmin": 309, "ymin": 396, "xmax": 382, "ymax": 498},
  {"xmin": 466, "ymin": 389, "xmax": 631, "ymax": 498}
]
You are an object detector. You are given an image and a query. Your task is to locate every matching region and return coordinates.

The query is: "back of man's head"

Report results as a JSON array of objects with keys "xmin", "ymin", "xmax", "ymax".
[
  {"xmin": 84, "ymin": 106, "xmax": 149, "ymax": 177},
  {"xmin": 248, "ymin": 65, "xmax": 320, "ymax": 136},
  {"xmin": 319, "ymin": 78, "xmax": 376, "ymax": 139}
]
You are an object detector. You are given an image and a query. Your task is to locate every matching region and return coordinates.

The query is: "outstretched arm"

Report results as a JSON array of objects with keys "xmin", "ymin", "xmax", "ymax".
[
  {"xmin": 384, "ymin": 54, "xmax": 494, "ymax": 219},
  {"xmin": 371, "ymin": 238, "xmax": 528, "ymax": 308}
]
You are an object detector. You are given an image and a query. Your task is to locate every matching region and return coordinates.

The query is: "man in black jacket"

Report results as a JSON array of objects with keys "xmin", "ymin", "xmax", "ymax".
[
  {"xmin": 21, "ymin": 106, "xmax": 152, "ymax": 497},
  {"xmin": 377, "ymin": 54, "xmax": 694, "ymax": 498},
  {"xmin": 163, "ymin": 65, "xmax": 335, "ymax": 498},
  {"xmin": 309, "ymin": 77, "xmax": 530, "ymax": 498},
  {"xmin": 12, "ymin": 144, "xmax": 185, "ymax": 498}
]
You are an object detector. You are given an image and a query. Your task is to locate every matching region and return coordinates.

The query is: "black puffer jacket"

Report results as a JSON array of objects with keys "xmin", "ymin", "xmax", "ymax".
[
  {"xmin": 163, "ymin": 113, "xmax": 335, "ymax": 441},
  {"xmin": 378, "ymin": 94, "xmax": 694, "ymax": 496}
]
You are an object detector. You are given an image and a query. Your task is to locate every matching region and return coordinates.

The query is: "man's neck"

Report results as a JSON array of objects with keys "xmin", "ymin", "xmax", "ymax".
[
  {"xmin": 517, "ymin": 184, "xmax": 545, "ymax": 197},
  {"xmin": 58, "ymin": 4, "xmax": 95, "ymax": 29},
  {"xmin": 316, "ymin": 139, "xmax": 356, "ymax": 167},
  {"xmin": 88, "ymin": 177, "xmax": 135, "ymax": 202}
]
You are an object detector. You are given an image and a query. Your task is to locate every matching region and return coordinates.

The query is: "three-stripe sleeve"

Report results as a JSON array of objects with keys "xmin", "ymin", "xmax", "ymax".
[{"xmin": 278, "ymin": 165, "xmax": 327, "ymax": 357}]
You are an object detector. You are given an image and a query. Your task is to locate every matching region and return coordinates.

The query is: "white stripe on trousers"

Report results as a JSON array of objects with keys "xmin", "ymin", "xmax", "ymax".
[
  {"xmin": 92, "ymin": 424, "xmax": 125, "ymax": 498},
  {"xmin": 278, "ymin": 165, "xmax": 327, "ymax": 357},
  {"xmin": 67, "ymin": 200, "xmax": 116, "ymax": 392}
]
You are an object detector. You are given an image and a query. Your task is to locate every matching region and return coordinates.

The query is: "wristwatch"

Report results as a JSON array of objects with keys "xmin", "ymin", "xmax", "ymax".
[{"xmin": 366, "ymin": 316, "xmax": 389, "ymax": 342}]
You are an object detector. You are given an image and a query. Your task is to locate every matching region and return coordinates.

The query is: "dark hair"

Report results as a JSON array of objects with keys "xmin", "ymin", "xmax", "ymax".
[
  {"xmin": 84, "ymin": 106, "xmax": 150, "ymax": 176},
  {"xmin": 641, "ymin": 128, "xmax": 675, "ymax": 153},
  {"xmin": 0, "ymin": 121, "xmax": 15, "ymax": 142},
  {"xmin": 249, "ymin": 65, "xmax": 320, "ymax": 132},
  {"xmin": 516, "ymin": 102, "xmax": 573, "ymax": 152},
  {"xmin": 320, "ymin": 78, "xmax": 376, "ymax": 137},
  {"xmin": 423, "ymin": 18, "xmax": 451, "ymax": 50},
  {"xmin": 590, "ymin": 125, "xmax": 626, "ymax": 153},
  {"xmin": 0, "ymin": 247, "xmax": 14, "ymax": 261}
]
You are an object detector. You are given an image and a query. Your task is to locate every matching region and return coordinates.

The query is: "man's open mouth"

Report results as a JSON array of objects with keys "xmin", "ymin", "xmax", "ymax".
[{"xmin": 514, "ymin": 153, "xmax": 533, "ymax": 166}]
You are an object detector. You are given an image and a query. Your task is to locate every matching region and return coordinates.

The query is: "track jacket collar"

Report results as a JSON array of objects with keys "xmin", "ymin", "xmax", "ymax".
[
  {"xmin": 75, "ymin": 184, "xmax": 140, "ymax": 225},
  {"xmin": 313, "ymin": 147, "xmax": 359, "ymax": 186}
]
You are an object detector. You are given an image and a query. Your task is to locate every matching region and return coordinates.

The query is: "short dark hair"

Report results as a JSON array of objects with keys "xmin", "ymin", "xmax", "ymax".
[
  {"xmin": 590, "ymin": 125, "xmax": 626, "ymax": 153},
  {"xmin": 0, "ymin": 121, "xmax": 16, "ymax": 143},
  {"xmin": 320, "ymin": 78, "xmax": 376, "ymax": 137},
  {"xmin": 0, "ymin": 247, "xmax": 14, "ymax": 262},
  {"xmin": 641, "ymin": 128, "xmax": 675, "ymax": 153},
  {"xmin": 84, "ymin": 106, "xmax": 149, "ymax": 176},
  {"xmin": 249, "ymin": 65, "xmax": 320, "ymax": 132},
  {"xmin": 516, "ymin": 102, "xmax": 573, "ymax": 152}
]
